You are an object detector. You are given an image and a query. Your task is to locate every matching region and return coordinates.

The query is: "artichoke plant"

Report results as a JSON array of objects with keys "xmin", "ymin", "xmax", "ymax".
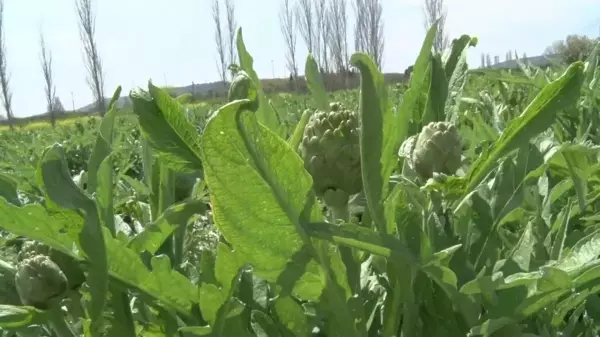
[
  {"xmin": 410, "ymin": 121, "xmax": 463, "ymax": 180},
  {"xmin": 298, "ymin": 102, "xmax": 362, "ymax": 209},
  {"xmin": 15, "ymin": 255, "xmax": 68, "ymax": 310}
]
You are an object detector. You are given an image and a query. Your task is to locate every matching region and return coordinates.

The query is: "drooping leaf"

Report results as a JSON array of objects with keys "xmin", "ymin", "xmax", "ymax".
[
  {"xmin": 444, "ymin": 35, "xmax": 478, "ymax": 78},
  {"xmin": 130, "ymin": 82, "xmax": 203, "ymax": 172},
  {"xmin": 127, "ymin": 198, "xmax": 208, "ymax": 255},
  {"xmin": 37, "ymin": 144, "xmax": 108, "ymax": 334}
]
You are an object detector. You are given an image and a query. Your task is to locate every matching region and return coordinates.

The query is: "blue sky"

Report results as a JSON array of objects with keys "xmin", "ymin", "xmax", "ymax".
[{"xmin": 3, "ymin": 0, "xmax": 599, "ymax": 117}]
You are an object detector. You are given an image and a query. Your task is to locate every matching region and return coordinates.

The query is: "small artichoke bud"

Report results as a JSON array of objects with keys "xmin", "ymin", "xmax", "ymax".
[
  {"xmin": 15, "ymin": 255, "xmax": 68, "ymax": 309},
  {"xmin": 298, "ymin": 102, "xmax": 362, "ymax": 199},
  {"xmin": 228, "ymin": 71, "xmax": 258, "ymax": 110},
  {"xmin": 411, "ymin": 121, "xmax": 462, "ymax": 180}
]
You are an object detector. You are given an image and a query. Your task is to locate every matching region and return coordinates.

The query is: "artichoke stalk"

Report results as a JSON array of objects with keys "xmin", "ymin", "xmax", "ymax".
[{"xmin": 298, "ymin": 102, "xmax": 362, "ymax": 293}]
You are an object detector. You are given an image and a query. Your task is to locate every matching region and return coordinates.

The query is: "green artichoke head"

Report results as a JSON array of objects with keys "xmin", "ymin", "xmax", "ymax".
[
  {"xmin": 15, "ymin": 255, "xmax": 68, "ymax": 309},
  {"xmin": 18, "ymin": 240, "xmax": 85, "ymax": 291},
  {"xmin": 298, "ymin": 102, "xmax": 362, "ymax": 201},
  {"xmin": 411, "ymin": 121, "xmax": 462, "ymax": 180}
]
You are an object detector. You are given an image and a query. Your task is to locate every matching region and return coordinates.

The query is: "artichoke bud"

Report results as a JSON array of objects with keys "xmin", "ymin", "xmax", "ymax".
[
  {"xmin": 228, "ymin": 71, "xmax": 258, "ymax": 110},
  {"xmin": 15, "ymin": 255, "xmax": 68, "ymax": 309},
  {"xmin": 298, "ymin": 102, "xmax": 362, "ymax": 199},
  {"xmin": 411, "ymin": 121, "xmax": 462, "ymax": 180},
  {"xmin": 18, "ymin": 240, "xmax": 85, "ymax": 291}
]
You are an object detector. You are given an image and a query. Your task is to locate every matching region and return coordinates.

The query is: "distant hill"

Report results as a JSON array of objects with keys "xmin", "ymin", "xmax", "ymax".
[
  {"xmin": 73, "ymin": 72, "xmax": 406, "ymax": 114},
  {"xmin": 1, "ymin": 71, "xmax": 407, "ymax": 126}
]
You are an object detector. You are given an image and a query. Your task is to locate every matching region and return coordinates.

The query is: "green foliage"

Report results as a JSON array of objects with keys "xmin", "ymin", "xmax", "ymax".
[{"xmin": 1, "ymin": 22, "xmax": 600, "ymax": 337}]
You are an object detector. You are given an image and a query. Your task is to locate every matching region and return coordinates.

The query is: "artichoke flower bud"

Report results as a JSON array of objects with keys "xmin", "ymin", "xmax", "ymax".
[
  {"xmin": 18, "ymin": 241, "xmax": 85, "ymax": 291},
  {"xmin": 298, "ymin": 102, "xmax": 362, "ymax": 200},
  {"xmin": 411, "ymin": 121, "xmax": 462, "ymax": 180},
  {"xmin": 15, "ymin": 255, "xmax": 68, "ymax": 309}
]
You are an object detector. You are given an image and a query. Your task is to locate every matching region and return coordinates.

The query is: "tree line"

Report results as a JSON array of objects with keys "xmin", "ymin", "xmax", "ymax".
[
  {"xmin": 0, "ymin": 0, "xmax": 451, "ymax": 127},
  {"xmin": 0, "ymin": 0, "xmax": 104, "ymax": 129},
  {"xmin": 211, "ymin": 0, "xmax": 451, "ymax": 90}
]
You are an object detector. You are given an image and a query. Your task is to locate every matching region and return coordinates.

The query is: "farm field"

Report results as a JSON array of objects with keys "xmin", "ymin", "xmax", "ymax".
[{"xmin": 0, "ymin": 23, "xmax": 599, "ymax": 337}]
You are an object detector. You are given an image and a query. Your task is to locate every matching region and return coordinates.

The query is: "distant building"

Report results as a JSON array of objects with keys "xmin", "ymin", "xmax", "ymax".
[{"xmin": 485, "ymin": 53, "xmax": 561, "ymax": 69}]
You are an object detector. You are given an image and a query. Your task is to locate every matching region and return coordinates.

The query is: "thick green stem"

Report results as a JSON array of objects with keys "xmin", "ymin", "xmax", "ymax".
[
  {"xmin": 47, "ymin": 305, "xmax": 76, "ymax": 337},
  {"xmin": 329, "ymin": 202, "xmax": 360, "ymax": 294}
]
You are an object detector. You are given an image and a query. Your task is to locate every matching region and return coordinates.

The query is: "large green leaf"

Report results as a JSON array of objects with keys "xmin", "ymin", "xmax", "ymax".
[
  {"xmin": 462, "ymin": 61, "xmax": 585, "ymax": 196},
  {"xmin": 236, "ymin": 28, "xmax": 280, "ymax": 132},
  {"xmin": 350, "ymin": 53, "xmax": 396, "ymax": 233},
  {"xmin": 37, "ymin": 144, "xmax": 108, "ymax": 334},
  {"xmin": 130, "ymin": 82, "xmax": 203, "ymax": 172},
  {"xmin": 200, "ymin": 99, "xmax": 325, "ymax": 299}
]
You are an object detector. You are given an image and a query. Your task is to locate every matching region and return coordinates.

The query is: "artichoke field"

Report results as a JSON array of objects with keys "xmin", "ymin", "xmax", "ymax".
[{"xmin": 0, "ymin": 22, "xmax": 600, "ymax": 337}]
